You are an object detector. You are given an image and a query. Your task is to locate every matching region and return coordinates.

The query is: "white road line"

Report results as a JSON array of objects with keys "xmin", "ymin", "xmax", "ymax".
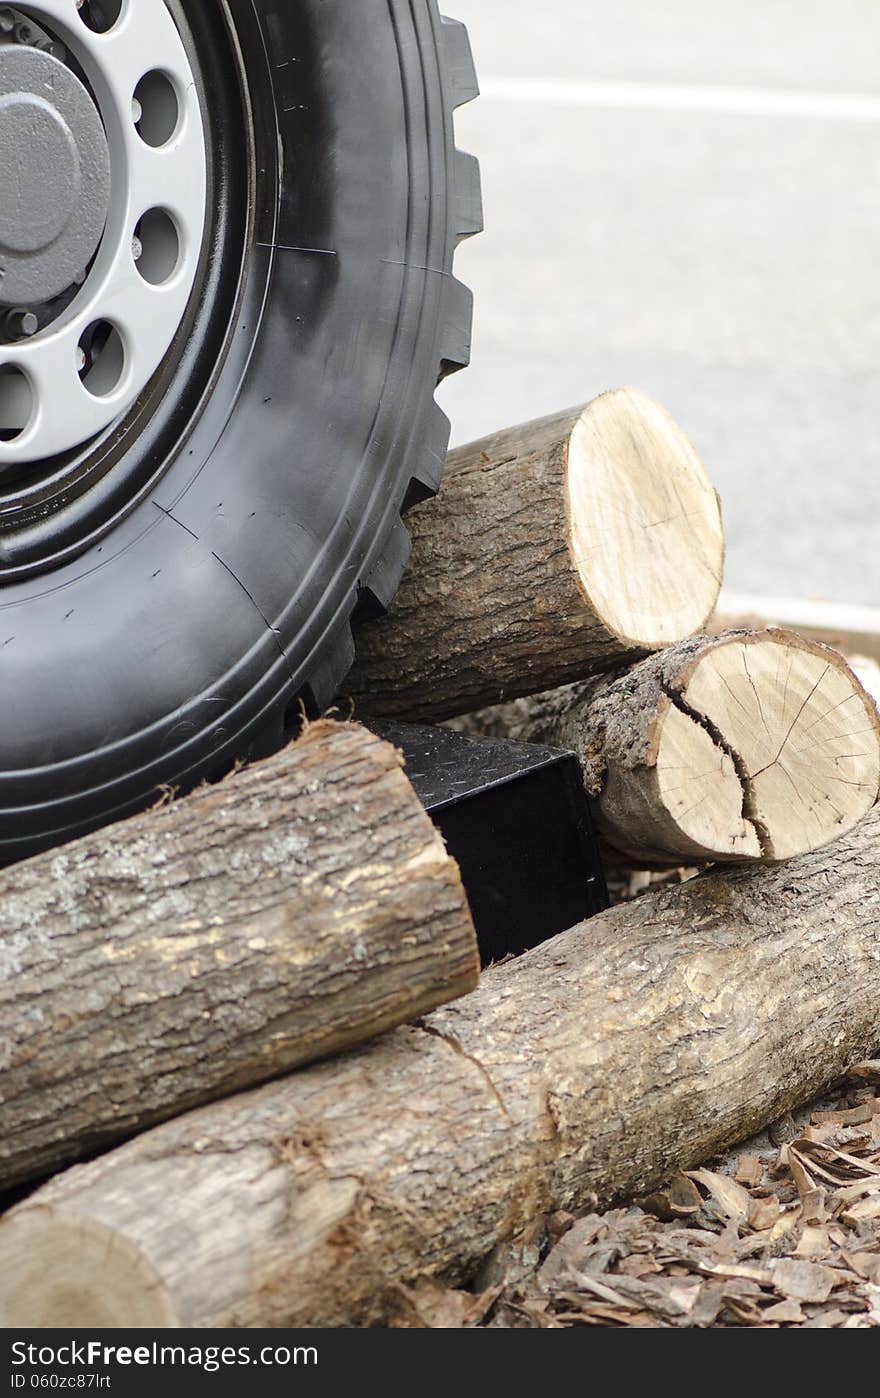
[{"xmin": 479, "ymin": 75, "xmax": 880, "ymax": 122}]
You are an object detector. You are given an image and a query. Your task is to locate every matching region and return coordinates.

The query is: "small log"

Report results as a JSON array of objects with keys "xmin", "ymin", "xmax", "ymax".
[
  {"xmin": 456, "ymin": 629, "xmax": 880, "ymax": 867},
  {"xmin": 0, "ymin": 721, "xmax": 479, "ymax": 1193},
  {"xmin": 3, "ymin": 807, "xmax": 879, "ymax": 1328},
  {"xmin": 347, "ymin": 388, "xmax": 725, "ymax": 721}
]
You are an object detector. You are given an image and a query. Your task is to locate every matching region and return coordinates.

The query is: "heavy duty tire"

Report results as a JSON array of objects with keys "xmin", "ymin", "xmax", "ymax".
[{"xmin": 0, "ymin": 2, "xmax": 481, "ymax": 862}]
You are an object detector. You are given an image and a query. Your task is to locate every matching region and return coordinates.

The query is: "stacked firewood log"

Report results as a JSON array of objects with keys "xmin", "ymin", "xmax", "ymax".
[{"xmin": 1, "ymin": 388, "xmax": 878, "ymax": 1328}]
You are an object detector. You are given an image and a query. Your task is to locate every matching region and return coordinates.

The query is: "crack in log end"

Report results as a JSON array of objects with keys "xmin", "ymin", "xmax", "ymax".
[
  {"xmin": 680, "ymin": 636, "xmax": 880, "ymax": 863},
  {"xmin": 432, "ymin": 633, "xmax": 877, "ymax": 871},
  {"xmin": 660, "ymin": 681, "xmax": 775, "ymax": 861},
  {"xmin": 416, "ymin": 1022, "xmax": 511, "ymax": 1120}
]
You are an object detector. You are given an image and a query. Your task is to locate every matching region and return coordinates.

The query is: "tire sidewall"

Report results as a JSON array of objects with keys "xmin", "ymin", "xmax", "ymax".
[{"xmin": 0, "ymin": 0, "xmax": 456, "ymax": 857}]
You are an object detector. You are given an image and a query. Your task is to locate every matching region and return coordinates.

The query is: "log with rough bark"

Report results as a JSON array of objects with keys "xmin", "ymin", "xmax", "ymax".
[
  {"xmin": 3, "ymin": 805, "xmax": 879, "ymax": 1328},
  {"xmin": 347, "ymin": 388, "xmax": 725, "ymax": 722},
  {"xmin": 454, "ymin": 628, "xmax": 880, "ymax": 867},
  {"xmin": 0, "ymin": 721, "xmax": 479, "ymax": 1193}
]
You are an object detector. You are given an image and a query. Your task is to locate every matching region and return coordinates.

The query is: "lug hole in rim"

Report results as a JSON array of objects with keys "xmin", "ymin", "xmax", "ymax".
[
  {"xmin": 78, "ymin": 322, "xmax": 125, "ymax": 399},
  {"xmin": 77, "ymin": 0, "xmax": 124, "ymax": 35},
  {"xmin": 0, "ymin": 365, "xmax": 33, "ymax": 442},
  {"xmin": 133, "ymin": 209, "xmax": 181, "ymax": 286},
  {"xmin": 0, "ymin": 0, "xmax": 208, "ymax": 466},
  {"xmin": 133, "ymin": 70, "xmax": 180, "ymax": 147}
]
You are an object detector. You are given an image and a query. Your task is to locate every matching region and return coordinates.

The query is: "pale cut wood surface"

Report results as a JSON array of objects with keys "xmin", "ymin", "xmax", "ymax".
[
  {"xmin": 0, "ymin": 721, "xmax": 479, "ymax": 1192},
  {"xmin": 454, "ymin": 629, "xmax": 880, "ymax": 866},
  {"xmin": 347, "ymin": 388, "xmax": 724, "ymax": 722},
  {"xmin": 3, "ymin": 806, "xmax": 878, "ymax": 1328}
]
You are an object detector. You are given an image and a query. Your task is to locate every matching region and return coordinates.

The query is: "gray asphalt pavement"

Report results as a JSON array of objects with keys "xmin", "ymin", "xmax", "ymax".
[{"xmin": 438, "ymin": 1, "xmax": 880, "ymax": 605}]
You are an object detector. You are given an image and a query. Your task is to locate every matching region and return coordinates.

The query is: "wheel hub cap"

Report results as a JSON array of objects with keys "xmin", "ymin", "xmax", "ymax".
[
  {"xmin": 0, "ymin": 46, "xmax": 111, "ymax": 303},
  {"xmin": 0, "ymin": 1, "xmax": 208, "ymax": 466}
]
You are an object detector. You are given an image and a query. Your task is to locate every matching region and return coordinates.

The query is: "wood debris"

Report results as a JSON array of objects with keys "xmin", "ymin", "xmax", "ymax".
[{"xmin": 485, "ymin": 1066, "xmax": 880, "ymax": 1329}]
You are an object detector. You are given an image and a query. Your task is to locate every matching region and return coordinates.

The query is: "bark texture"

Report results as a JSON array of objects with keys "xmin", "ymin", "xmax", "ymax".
[
  {"xmin": 454, "ymin": 629, "xmax": 880, "ymax": 867},
  {"xmin": 4, "ymin": 806, "xmax": 879, "ymax": 1328},
  {"xmin": 347, "ymin": 389, "xmax": 724, "ymax": 721},
  {"xmin": 0, "ymin": 721, "xmax": 479, "ymax": 1192}
]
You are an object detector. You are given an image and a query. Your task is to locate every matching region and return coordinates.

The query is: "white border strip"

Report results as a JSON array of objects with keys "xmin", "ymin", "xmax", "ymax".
[
  {"xmin": 717, "ymin": 590, "xmax": 880, "ymax": 662},
  {"xmin": 479, "ymin": 75, "xmax": 880, "ymax": 123}
]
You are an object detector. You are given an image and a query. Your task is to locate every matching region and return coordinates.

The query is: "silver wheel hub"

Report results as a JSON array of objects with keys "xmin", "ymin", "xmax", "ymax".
[
  {"xmin": 0, "ymin": 0, "xmax": 208, "ymax": 464},
  {"xmin": 0, "ymin": 46, "xmax": 111, "ymax": 303}
]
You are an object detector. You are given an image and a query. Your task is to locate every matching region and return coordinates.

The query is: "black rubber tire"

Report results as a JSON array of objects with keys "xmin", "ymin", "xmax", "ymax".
[{"xmin": 0, "ymin": 1, "xmax": 481, "ymax": 863}]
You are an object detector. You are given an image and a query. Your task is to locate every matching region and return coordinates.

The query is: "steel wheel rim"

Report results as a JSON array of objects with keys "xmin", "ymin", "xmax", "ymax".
[{"xmin": 0, "ymin": 0, "xmax": 208, "ymax": 466}]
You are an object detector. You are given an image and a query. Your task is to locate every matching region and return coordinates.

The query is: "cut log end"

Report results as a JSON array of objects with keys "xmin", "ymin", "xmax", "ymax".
[
  {"xmin": 649, "ymin": 631, "xmax": 880, "ymax": 863},
  {"xmin": 454, "ymin": 628, "xmax": 880, "ymax": 869},
  {"xmin": 566, "ymin": 387, "xmax": 724, "ymax": 650},
  {"xmin": 0, "ymin": 1215, "xmax": 175, "ymax": 1328}
]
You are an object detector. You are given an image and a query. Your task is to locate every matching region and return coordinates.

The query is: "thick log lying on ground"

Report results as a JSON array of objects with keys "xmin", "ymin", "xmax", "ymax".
[
  {"xmin": 455, "ymin": 629, "xmax": 880, "ymax": 867},
  {"xmin": 347, "ymin": 388, "xmax": 724, "ymax": 722},
  {"xmin": 4, "ymin": 806, "xmax": 879, "ymax": 1328},
  {"xmin": 0, "ymin": 722, "xmax": 478, "ymax": 1193}
]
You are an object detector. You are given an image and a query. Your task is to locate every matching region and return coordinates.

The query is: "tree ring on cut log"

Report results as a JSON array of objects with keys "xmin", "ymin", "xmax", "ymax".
[
  {"xmin": 566, "ymin": 387, "xmax": 724, "ymax": 650},
  {"xmin": 0, "ymin": 1215, "xmax": 174, "ymax": 1327},
  {"xmin": 652, "ymin": 630, "xmax": 880, "ymax": 862}
]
